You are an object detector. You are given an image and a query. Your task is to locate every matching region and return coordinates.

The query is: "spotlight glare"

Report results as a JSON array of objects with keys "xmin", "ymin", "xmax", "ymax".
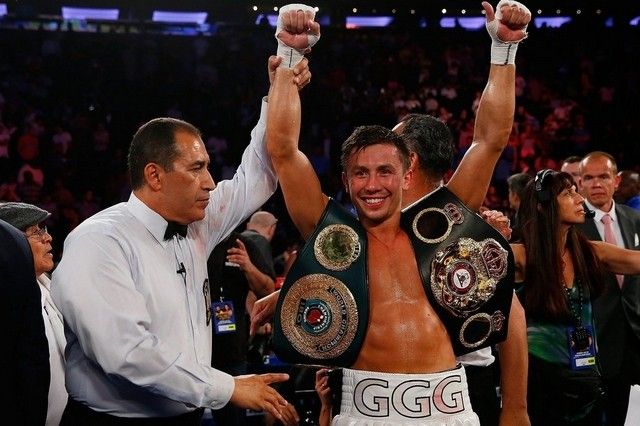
[
  {"xmin": 461, "ymin": 9, "xmax": 466, "ymax": 14},
  {"xmin": 353, "ymin": 8, "xmax": 357, "ymax": 13},
  {"xmin": 442, "ymin": 8, "xmax": 447, "ymax": 14},
  {"xmin": 252, "ymin": 6, "xmax": 257, "ymax": 11}
]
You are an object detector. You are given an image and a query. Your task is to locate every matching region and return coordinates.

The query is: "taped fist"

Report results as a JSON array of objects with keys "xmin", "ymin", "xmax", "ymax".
[
  {"xmin": 482, "ymin": 0, "xmax": 531, "ymax": 64},
  {"xmin": 275, "ymin": 4, "xmax": 321, "ymax": 68}
]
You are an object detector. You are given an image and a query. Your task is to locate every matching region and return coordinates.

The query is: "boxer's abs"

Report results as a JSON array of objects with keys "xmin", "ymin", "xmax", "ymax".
[
  {"xmin": 352, "ymin": 287, "xmax": 456, "ymax": 373},
  {"xmin": 353, "ymin": 263, "xmax": 456, "ymax": 373}
]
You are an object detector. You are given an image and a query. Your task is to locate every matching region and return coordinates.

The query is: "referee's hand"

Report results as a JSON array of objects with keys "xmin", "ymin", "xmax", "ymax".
[{"xmin": 230, "ymin": 373, "xmax": 290, "ymax": 421}]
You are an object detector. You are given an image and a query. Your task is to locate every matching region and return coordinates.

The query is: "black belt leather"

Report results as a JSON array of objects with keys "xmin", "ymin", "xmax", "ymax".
[
  {"xmin": 273, "ymin": 199, "xmax": 368, "ymax": 366},
  {"xmin": 274, "ymin": 188, "xmax": 515, "ymax": 364},
  {"xmin": 401, "ymin": 187, "xmax": 515, "ymax": 355}
]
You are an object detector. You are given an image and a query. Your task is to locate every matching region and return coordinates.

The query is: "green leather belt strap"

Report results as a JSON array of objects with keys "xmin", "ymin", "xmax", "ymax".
[
  {"xmin": 273, "ymin": 199, "xmax": 369, "ymax": 366},
  {"xmin": 401, "ymin": 187, "xmax": 515, "ymax": 356}
]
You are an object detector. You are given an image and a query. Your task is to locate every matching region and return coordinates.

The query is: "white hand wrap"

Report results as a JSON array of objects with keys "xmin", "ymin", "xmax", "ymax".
[
  {"xmin": 486, "ymin": 0, "xmax": 530, "ymax": 65},
  {"xmin": 276, "ymin": 4, "xmax": 319, "ymax": 68}
]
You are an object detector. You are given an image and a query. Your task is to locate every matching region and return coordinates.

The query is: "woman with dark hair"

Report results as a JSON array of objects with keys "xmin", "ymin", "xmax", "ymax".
[{"xmin": 512, "ymin": 170, "xmax": 640, "ymax": 425}]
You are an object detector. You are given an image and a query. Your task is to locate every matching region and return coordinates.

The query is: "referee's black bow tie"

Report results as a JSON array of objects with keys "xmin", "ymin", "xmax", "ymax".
[{"xmin": 164, "ymin": 221, "xmax": 188, "ymax": 240}]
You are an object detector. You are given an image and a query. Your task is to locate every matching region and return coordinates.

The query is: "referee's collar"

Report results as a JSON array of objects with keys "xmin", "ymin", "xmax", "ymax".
[{"xmin": 127, "ymin": 193, "xmax": 180, "ymax": 246}]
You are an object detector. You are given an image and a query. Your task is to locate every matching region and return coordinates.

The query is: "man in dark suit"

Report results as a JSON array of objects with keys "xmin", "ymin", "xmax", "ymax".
[
  {"xmin": 0, "ymin": 218, "xmax": 50, "ymax": 424},
  {"xmin": 576, "ymin": 151, "xmax": 640, "ymax": 425}
]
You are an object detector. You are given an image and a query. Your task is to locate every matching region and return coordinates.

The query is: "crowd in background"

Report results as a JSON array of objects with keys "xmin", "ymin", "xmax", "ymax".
[
  {"xmin": 3, "ymin": 10, "xmax": 640, "ymax": 425},
  {"xmin": 1, "ymin": 20, "xmax": 639, "ymax": 262}
]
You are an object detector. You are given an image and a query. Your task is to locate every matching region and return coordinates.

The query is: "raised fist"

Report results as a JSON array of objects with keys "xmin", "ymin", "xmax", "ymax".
[
  {"xmin": 483, "ymin": 0, "xmax": 531, "ymax": 43},
  {"xmin": 277, "ymin": 6, "xmax": 321, "ymax": 52},
  {"xmin": 275, "ymin": 4, "xmax": 321, "ymax": 68}
]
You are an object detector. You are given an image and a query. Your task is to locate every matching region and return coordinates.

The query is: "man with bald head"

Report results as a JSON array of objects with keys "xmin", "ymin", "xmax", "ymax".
[
  {"xmin": 245, "ymin": 211, "xmax": 279, "ymax": 257},
  {"xmin": 576, "ymin": 151, "xmax": 640, "ymax": 425}
]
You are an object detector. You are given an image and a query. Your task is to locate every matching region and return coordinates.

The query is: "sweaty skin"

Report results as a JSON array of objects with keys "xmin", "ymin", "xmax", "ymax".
[
  {"xmin": 265, "ymin": 3, "xmax": 529, "ymax": 380},
  {"xmin": 352, "ymin": 232, "xmax": 456, "ymax": 373},
  {"xmin": 267, "ymin": 67, "xmax": 455, "ymax": 373}
]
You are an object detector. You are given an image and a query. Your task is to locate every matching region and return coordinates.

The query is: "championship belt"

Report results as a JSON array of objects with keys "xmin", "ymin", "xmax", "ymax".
[
  {"xmin": 401, "ymin": 187, "xmax": 515, "ymax": 355},
  {"xmin": 273, "ymin": 200, "xmax": 368, "ymax": 366}
]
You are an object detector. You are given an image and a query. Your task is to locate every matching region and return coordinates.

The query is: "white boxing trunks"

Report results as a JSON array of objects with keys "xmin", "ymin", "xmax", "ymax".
[{"xmin": 332, "ymin": 365, "xmax": 479, "ymax": 426}]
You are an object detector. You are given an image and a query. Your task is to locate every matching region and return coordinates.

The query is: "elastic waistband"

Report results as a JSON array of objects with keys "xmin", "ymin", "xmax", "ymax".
[{"xmin": 333, "ymin": 365, "xmax": 479, "ymax": 425}]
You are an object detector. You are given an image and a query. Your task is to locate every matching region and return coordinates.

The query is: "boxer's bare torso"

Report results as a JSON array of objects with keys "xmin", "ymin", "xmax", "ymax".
[{"xmin": 352, "ymin": 228, "xmax": 456, "ymax": 373}]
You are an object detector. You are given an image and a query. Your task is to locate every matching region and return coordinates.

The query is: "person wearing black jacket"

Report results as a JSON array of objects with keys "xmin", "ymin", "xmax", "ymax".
[
  {"xmin": 0, "ymin": 218, "xmax": 50, "ymax": 425},
  {"xmin": 208, "ymin": 212, "xmax": 277, "ymax": 425}
]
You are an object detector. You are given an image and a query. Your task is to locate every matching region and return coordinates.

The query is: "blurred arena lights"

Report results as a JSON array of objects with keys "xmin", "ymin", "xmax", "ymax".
[
  {"xmin": 533, "ymin": 16, "xmax": 572, "ymax": 28},
  {"xmin": 152, "ymin": 11, "xmax": 208, "ymax": 24},
  {"xmin": 0, "ymin": 2, "xmax": 634, "ymax": 35},
  {"xmin": 346, "ymin": 16, "xmax": 393, "ymax": 28},
  {"xmin": 61, "ymin": 7, "xmax": 119, "ymax": 21}
]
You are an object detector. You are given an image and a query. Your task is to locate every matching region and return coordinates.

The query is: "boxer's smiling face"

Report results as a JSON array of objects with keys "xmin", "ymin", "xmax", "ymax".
[{"xmin": 342, "ymin": 143, "xmax": 411, "ymax": 227}]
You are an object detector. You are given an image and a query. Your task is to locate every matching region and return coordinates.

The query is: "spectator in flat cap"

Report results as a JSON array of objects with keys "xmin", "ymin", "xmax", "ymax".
[
  {"xmin": 0, "ymin": 202, "xmax": 50, "ymax": 231},
  {"xmin": 0, "ymin": 202, "xmax": 67, "ymax": 426}
]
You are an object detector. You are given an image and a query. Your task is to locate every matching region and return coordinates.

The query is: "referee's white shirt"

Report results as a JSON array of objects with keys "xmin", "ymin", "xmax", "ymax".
[{"xmin": 52, "ymin": 100, "xmax": 276, "ymax": 417}]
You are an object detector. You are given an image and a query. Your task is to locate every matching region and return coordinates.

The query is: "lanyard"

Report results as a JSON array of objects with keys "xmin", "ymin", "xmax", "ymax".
[
  {"xmin": 218, "ymin": 284, "xmax": 225, "ymax": 302},
  {"xmin": 564, "ymin": 280, "xmax": 584, "ymax": 327}
]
